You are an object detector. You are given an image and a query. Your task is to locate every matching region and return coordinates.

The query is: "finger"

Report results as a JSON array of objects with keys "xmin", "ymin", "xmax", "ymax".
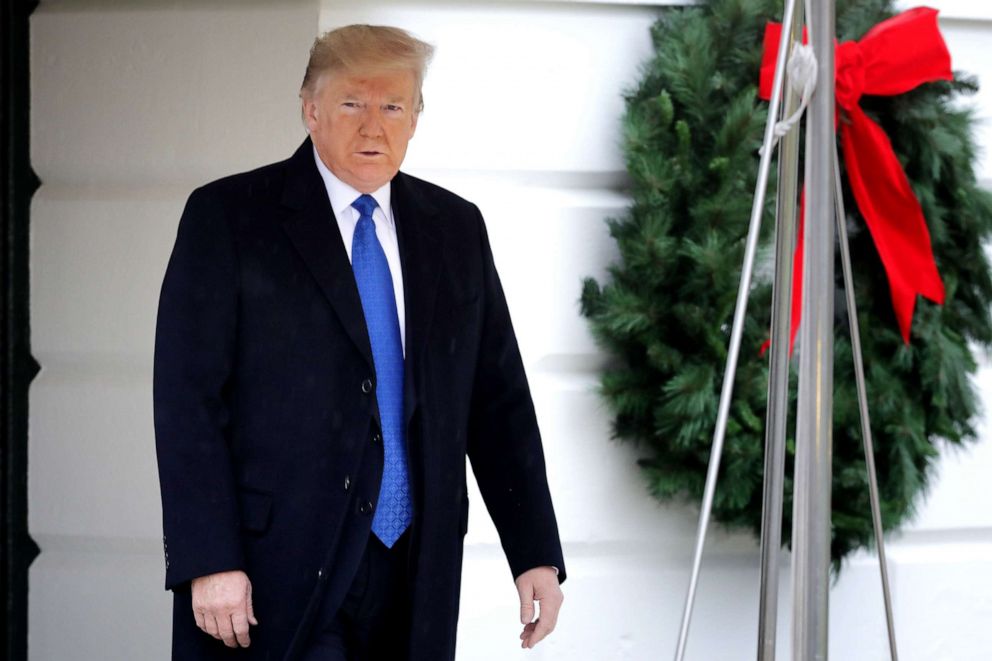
[
  {"xmin": 247, "ymin": 585, "xmax": 259, "ymax": 626},
  {"xmin": 539, "ymin": 591, "xmax": 563, "ymax": 634},
  {"xmin": 521, "ymin": 620, "xmax": 539, "ymax": 649},
  {"xmin": 193, "ymin": 609, "xmax": 206, "ymax": 631},
  {"xmin": 217, "ymin": 614, "xmax": 238, "ymax": 648},
  {"xmin": 517, "ymin": 582, "xmax": 535, "ymax": 625},
  {"xmin": 528, "ymin": 615, "xmax": 554, "ymax": 648},
  {"xmin": 526, "ymin": 593, "xmax": 563, "ymax": 648},
  {"xmin": 203, "ymin": 613, "xmax": 221, "ymax": 639},
  {"xmin": 232, "ymin": 612, "xmax": 251, "ymax": 648}
]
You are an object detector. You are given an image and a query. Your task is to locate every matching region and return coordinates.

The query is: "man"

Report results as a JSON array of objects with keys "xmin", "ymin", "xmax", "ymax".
[{"xmin": 154, "ymin": 24, "xmax": 565, "ymax": 661}]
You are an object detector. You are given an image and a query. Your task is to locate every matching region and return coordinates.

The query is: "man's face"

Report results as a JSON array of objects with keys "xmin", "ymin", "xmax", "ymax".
[{"xmin": 303, "ymin": 68, "xmax": 419, "ymax": 193}]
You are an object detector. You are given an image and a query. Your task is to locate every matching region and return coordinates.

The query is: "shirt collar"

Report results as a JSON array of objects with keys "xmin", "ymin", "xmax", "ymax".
[{"xmin": 312, "ymin": 144, "xmax": 393, "ymax": 225}]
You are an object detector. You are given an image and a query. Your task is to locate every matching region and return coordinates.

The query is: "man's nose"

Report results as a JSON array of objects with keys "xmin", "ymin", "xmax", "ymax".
[{"xmin": 358, "ymin": 107, "xmax": 384, "ymax": 138}]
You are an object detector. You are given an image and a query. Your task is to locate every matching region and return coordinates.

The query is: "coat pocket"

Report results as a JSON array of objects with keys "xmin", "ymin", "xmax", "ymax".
[{"xmin": 238, "ymin": 488, "xmax": 273, "ymax": 534}]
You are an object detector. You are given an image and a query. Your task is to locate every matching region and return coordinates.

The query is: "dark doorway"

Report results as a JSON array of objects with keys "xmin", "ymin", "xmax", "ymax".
[{"xmin": 2, "ymin": 0, "xmax": 42, "ymax": 659}]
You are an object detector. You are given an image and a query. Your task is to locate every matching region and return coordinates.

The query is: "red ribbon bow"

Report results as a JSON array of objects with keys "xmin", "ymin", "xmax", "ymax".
[{"xmin": 759, "ymin": 7, "xmax": 950, "ymax": 349}]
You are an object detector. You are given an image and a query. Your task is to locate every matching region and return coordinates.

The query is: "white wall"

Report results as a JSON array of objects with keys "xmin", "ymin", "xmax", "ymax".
[
  {"xmin": 29, "ymin": 3, "xmax": 319, "ymax": 659},
  {"xmin": 28, "ymin": 0, "xmax": 992, "ymax": 659}
]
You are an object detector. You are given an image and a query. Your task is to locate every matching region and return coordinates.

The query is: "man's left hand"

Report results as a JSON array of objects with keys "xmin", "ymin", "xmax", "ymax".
[{"xmin": 514, "ymin": 566, "xmax": 563, "ymax": 649}]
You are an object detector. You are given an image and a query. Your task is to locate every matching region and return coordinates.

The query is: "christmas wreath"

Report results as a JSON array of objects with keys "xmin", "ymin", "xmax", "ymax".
[{"xmin": 580, "ymin": 0, "xmax": 992, "ymax": 563}]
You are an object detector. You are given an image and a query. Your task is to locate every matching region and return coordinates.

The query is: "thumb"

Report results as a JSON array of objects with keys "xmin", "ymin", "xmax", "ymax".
[
  {"xmin": 517, "ymin": 580, "xmax": 535, "ymax": 625},
  {"xmin": 246, "ymin": 582, "xmax": 259, "ymax": 626}
]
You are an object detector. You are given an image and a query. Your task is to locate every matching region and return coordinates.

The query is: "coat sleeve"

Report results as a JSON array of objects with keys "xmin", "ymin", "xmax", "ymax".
[
  {"xmin": 153, "ymin": 186, "xmax": 243, "ymax": 591},
  {"xmin": 465, "ymin": 207, "xmax": 566, "ymax": 584}
]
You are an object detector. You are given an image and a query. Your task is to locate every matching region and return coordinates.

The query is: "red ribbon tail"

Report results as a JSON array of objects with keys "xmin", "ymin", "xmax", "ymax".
[
  {"xmin": 761, "ymin": 188, "xmax": 804, "ymax": 358},
  {"xmin": 759, "ymin": 22, "xmax": 783, "ymax": 100},
  {"xmin": 840, "ymin": 109, "xmax": 945, "ymax": 343}
]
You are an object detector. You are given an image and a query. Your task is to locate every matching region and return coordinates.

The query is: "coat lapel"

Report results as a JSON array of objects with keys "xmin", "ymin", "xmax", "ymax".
[
  {"xmin": 278, "ymin": 139, "xmax": 441, "ymax": 426},
  {"xmin": 392, "ymin": 171, "xmax": 442, "ymax": 426},
  {"xmin": 280, "ymin": 138, "xmax": 375, "ymax": 371}
]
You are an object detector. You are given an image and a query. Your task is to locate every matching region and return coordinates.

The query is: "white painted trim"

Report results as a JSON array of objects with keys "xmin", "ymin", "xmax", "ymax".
[
  {"xmin": 526, "ymin": 0, "xmax": 992, "ymax": 22},
  {"xmin": 36, "ymin": 0, "xmax": 992, "ymax": 21},
  {"xmin": 497, "ymin": 0, "xmax": 689, "ymax": 5},
  {"xmin": 319, "ymin": 0, "xmax": 690, "ymax": 8},
  {"xmin": 513, "ymin": 0, "xmax": 992, "ymax": 16},
  {"xmin": 408, "ymin": 0, "xmax": 992, "ymax": 18},
  {"xmin": 895, "ymin": 0, "xmax": 992, "ymax": 23}
]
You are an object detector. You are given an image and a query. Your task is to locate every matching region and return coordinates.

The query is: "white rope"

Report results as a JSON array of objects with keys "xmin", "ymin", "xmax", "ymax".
[
  {"xmin": 760, "ymin": 41, "xmax": 818, "ymax": 156},
  {"xmin": 778, "ymin": 43, "xmax": 818, "ymax": 137}
]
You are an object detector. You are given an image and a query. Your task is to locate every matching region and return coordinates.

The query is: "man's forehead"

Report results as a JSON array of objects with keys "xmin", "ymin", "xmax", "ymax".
[{"xmin": 325, "ymin": 69, "xmax": 415, "ymax": 97}]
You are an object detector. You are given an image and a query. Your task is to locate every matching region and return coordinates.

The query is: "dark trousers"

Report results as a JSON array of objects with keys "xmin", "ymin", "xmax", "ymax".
[{"xmin": 302, "ymin": 532, "xmax": 411, "ymax": 661}]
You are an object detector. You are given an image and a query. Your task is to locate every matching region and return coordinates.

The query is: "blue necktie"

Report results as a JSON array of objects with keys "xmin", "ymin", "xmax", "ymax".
[{"xmin": 350, "ymin": 194, "xmax": 412, "ymax": 547}]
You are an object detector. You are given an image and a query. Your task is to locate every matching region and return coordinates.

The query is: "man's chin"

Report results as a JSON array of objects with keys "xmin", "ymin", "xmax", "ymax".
[{"xmin": 344, "ymin": 168, "xmax": 398, "ymax": 193}]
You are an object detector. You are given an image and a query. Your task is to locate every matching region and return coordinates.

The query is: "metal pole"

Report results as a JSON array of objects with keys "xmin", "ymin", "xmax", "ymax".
[
  {"xmin": 756, "ymin": 2, "xmax": 805, "ymax": 658},
  {"xmin": 672, "ymin": 0, "xmax": 801, "ymax": 657},
  {"xmin": 832, "ymin": 145, "xmax": 900, "ymax": 660},
  {"xmin": 791, "ymin": 0, "xmax": 835, "ymax": 658}
]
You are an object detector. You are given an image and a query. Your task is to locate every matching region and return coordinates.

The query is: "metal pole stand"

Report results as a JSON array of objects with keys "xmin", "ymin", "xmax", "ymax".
[{"xmin": 671, "ymin": 1, "xmax": 901, "ymax": 659}]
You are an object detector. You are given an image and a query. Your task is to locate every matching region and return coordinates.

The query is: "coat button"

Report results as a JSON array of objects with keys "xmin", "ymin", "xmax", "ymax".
[
  {"xmin": 371, "ymin": 432, "xmax": 382, "ymax": 445},
  {"xmin": 361, "ymin": 378, "xmax": 373, "ymax": 394},
  {"xmin": 317, "ymin": 568, "xmax": 326, "ymax": 581},
  {"xmin": 343, "ymin": 475, "xmax": 351, "ymax": 491},
  {"xmin": 359, "ymin": 500, "xmax": 374, "ymax": 515}
]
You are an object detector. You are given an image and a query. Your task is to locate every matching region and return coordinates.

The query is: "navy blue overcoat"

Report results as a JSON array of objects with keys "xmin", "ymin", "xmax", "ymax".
[{"xmin": 153, "ymin": 137, "xmax": 565, "ymax": 660}]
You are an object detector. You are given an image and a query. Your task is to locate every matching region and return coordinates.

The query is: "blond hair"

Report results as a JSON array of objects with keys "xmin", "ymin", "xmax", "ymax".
[{"xmin": 300, "ymin": 25, "xmax": 435, "ymax": 113}]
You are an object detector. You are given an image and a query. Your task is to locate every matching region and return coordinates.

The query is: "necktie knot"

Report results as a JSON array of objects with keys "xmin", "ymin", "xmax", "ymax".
[{"xmin": 351, "ymin": 194, "xmax": 378, "ymax": 220}]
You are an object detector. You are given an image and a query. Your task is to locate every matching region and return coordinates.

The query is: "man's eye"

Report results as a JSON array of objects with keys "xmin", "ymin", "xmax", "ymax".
[
  {"xmin": 342, "ymin": 102, "xmax": 362, "ymax": 109},
  {"xmin": 384, "ymin": 105, "xmax": 404, "ymax": 113}
]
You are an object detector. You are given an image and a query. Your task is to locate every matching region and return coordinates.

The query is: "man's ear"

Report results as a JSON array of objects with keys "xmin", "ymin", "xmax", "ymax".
[
  {"xmin": 408, "ymin": 111, "xmax": 419, "ymax": 139},
  {"xmin": 302, "ymin": 97, "xmax": 318, "ymax": 132}
]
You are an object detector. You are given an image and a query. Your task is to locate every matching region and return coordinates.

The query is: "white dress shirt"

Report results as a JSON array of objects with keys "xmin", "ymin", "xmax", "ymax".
[{"xmin": 312, "ymin": 145, "xmax": 406, "ymax": 356}]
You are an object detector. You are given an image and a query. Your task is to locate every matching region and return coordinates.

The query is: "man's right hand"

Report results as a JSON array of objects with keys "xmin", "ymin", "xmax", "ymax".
[{"xmin": 191, "ymin": 570, "xmax": 258, "ymax": 648}]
